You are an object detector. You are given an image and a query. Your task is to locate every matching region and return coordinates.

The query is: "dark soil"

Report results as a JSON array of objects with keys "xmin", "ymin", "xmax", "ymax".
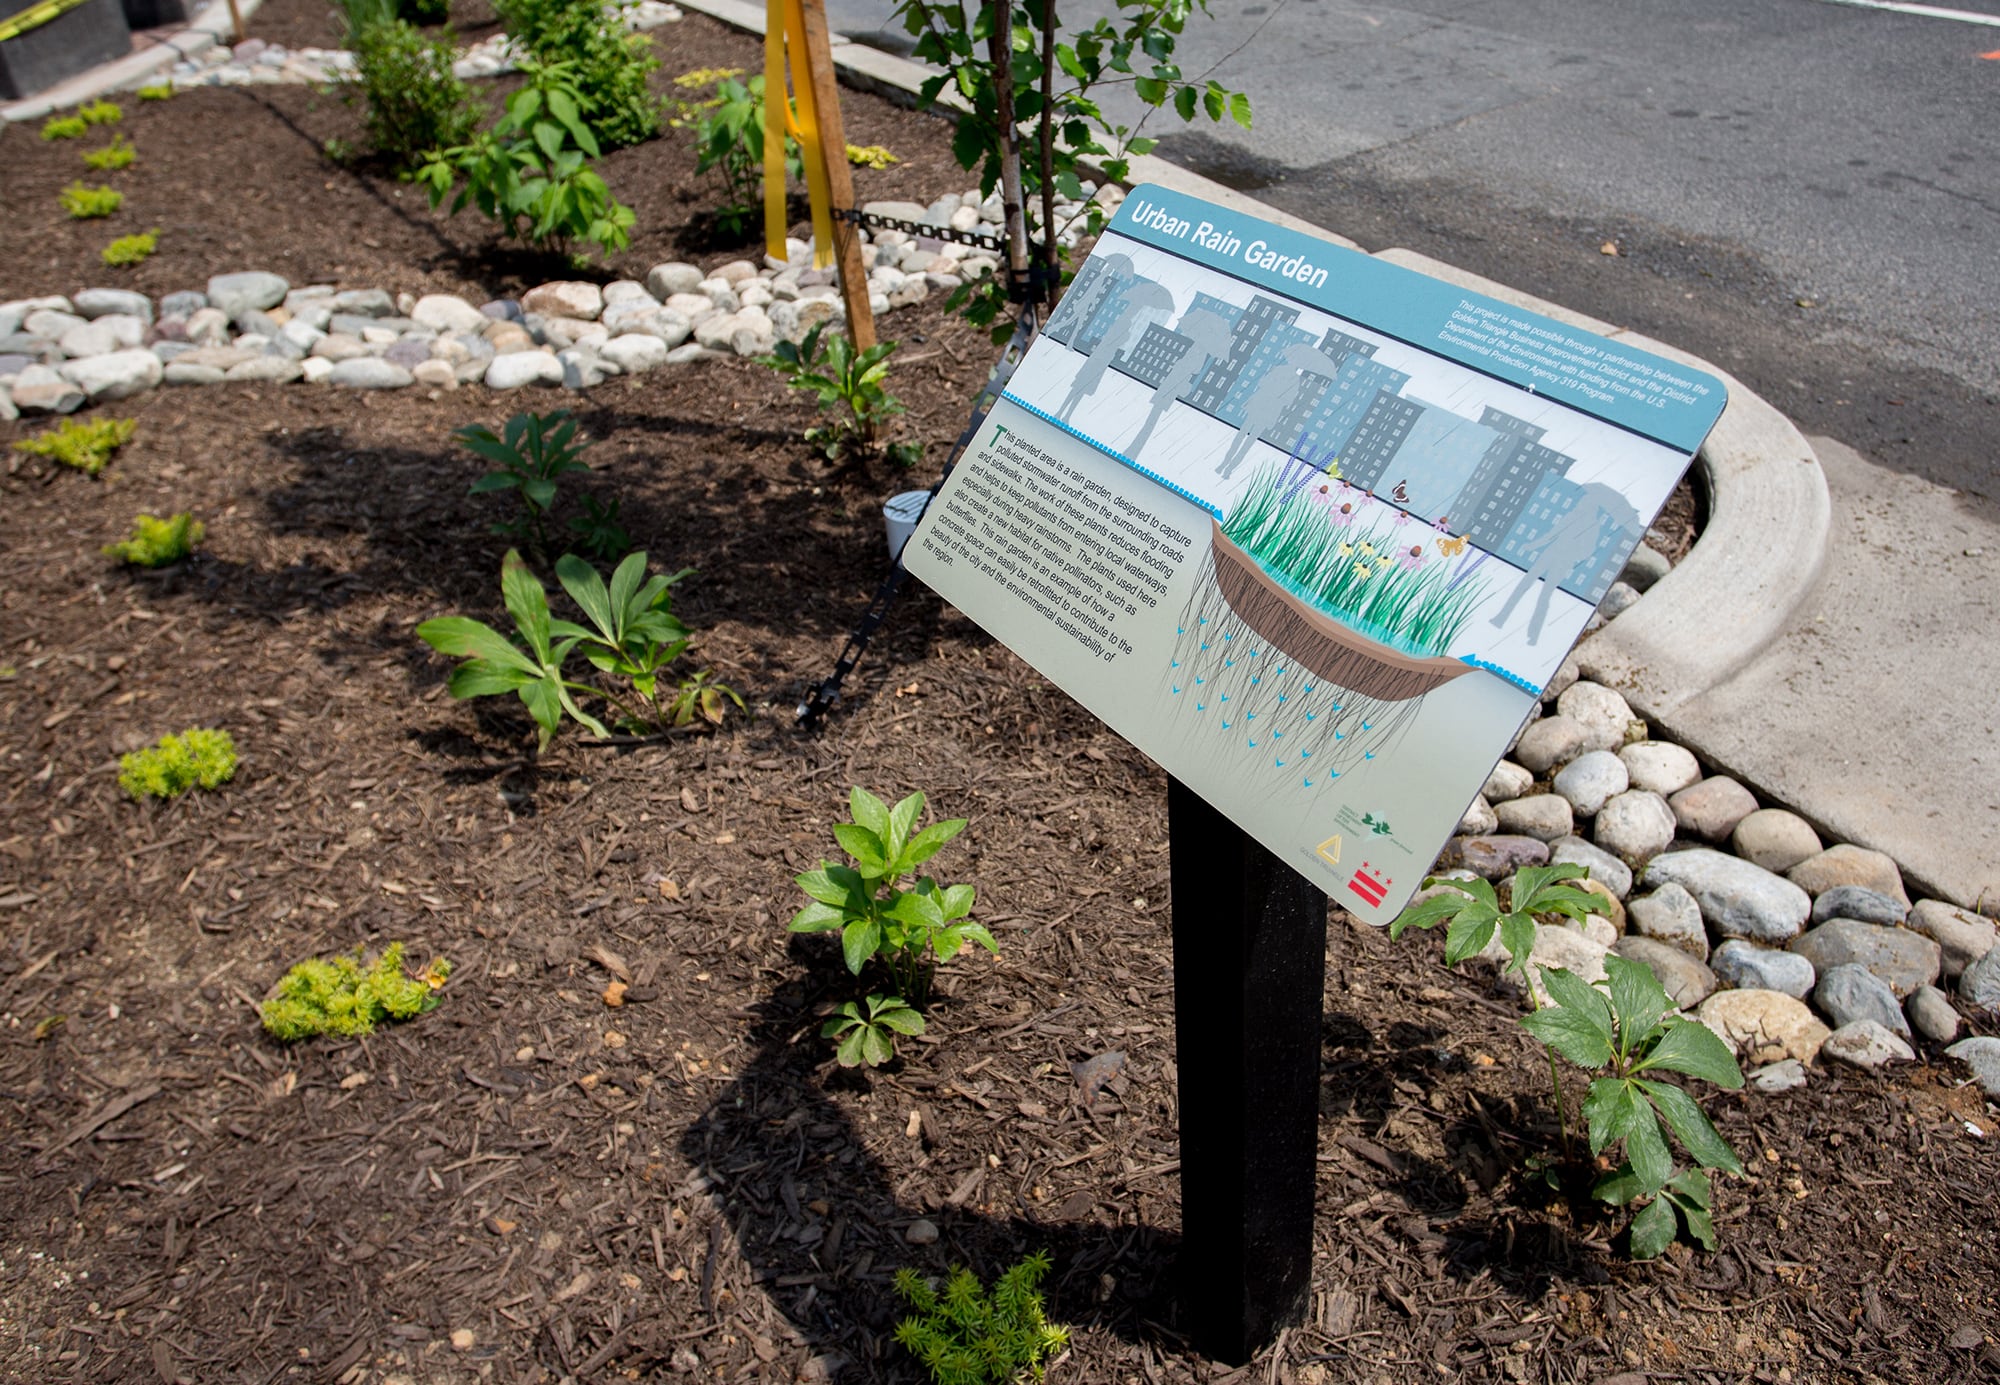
[{"xmin": 2, "ymin": 5, "xmax": 1997, "ymax": 1384}]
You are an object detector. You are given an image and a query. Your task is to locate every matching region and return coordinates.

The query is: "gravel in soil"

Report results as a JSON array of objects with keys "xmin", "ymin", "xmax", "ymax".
[{"xmin": 2, "ymin": 6, "xmax": 1998, "ymax": 1383}]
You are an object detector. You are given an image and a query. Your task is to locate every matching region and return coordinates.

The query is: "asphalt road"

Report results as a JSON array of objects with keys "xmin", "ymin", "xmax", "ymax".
[{"xmin": 827, "ymin": 0, "xmax": 2000, "ymax": 503}]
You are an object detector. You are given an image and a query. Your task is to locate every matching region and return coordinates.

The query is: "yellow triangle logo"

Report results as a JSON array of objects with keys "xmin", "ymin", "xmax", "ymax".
[{"xmin": 1315, "ymin": 834, "xmax": 1342, "ymax": 866}]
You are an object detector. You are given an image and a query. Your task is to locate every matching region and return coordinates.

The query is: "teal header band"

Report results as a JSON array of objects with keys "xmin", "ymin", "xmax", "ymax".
[{"xmin": 1108, "ymin": 184, "xmax": 1727, "ymax": 455}]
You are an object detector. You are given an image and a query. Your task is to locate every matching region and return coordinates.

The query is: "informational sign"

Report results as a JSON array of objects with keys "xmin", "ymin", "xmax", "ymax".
[{"xmin": 903, "ymin": 184, "xmax": 1726, "ymax": 924}]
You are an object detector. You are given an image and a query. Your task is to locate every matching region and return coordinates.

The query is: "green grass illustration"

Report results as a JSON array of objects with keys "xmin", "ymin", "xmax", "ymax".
[{"xmin": 1219, "ymin": 461, "xmax": 1488, "ymax": 659}]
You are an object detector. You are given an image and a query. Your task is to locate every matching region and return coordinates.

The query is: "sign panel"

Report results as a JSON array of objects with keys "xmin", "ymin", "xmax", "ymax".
[{"xmin": 903, "ymin": 184, "xmax": 1727, "ymax": 924}]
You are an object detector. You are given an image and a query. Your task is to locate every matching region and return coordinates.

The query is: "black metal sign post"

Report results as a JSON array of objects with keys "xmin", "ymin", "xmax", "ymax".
[{"xmin": 1168, "ymin": 777, "xmax": 1327, "ymax": 1364}]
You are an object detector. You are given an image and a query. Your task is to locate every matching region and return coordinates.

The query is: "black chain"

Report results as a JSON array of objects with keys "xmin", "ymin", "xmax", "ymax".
[{"xmin": 833, "ymin": 206, "xmax": 1007, "ymax": 252}]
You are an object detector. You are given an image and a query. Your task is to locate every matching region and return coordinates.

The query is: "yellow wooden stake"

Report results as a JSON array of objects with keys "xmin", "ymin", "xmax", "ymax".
[{"xmin": 795, "ymin": 0, "xmax": 876, "ymax": 350}]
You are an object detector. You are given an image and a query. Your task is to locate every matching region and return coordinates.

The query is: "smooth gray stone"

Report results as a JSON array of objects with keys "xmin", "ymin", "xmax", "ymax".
[
  {"xmin": 1553, "ymin": 749, "xmax": 1628, "ymax": 817},
  {"xmin": 1958, "ymin": 947, "xmax": 2000, "ymax": 1013},
  {"xmin": 1821, "ymin": 1020, "xmax": 1914, "ymax": 1068},
  {"xmin": 235, "ymin": 309, "xmax": 283, "ymax": 338},
  {"xmin": 1945, "ymin": 1035, "xmax": 2000, "ymax": 1095},
  {"xmin": 60, "ymin": 349, "xmax": 162, "ymax": 401},
  {"xmin": 1813, "ymin": 963, "xmax": 1908, "ymax": 1035},
  {"xmin": 1905, "ymin": 985, "xmax": 1960, "ymax": 1043},
  {"xmin": 1444, "ymin": 835, "xmax": 1550, "ymax": 881},
  {"xmin": 1749, "ymin": 1058, "xmax": 1807, "ymax": 1093},
  {"xmin": 9, "ymin": 364, "xmax": 85, "ymax": 413},
  {"xmin": 224, "ymin": 356, "xmax": 304, "ymax": 383},
  {"xmin": 327, "ymin": 357, "xmax": 414, "ymax": 389},
  {"xmin": 1907, "ymin": 899, "xmax": 1997, "ymax": 979},
  {"xmin": 151, "ymin": 341, "xmax": 195, "ymax": 362},
  {"xmin": 206, "ymin": 271, "xmax": 289, "ymax": 319},
  {"xmin": 1812, "ymin": 885, "xmax": 1907, "ymax": 927},
  {"xmin": 74, "ymin": 287, "xmax": 153, "ymax": 323},
  {"xmin": 480, "ymin": 298, "xmax": 524, "ymax": 322},
  {"xmin": 1550, "ymin": 836, "xmax": 1634, "ymax": 900},
  {"xmin": 1620, "ymin": 543, "xmax": 1672, "ymax": 592},
  {"xmin": 1643, "ymin": 848, "xmax": 1810, "ymax": 943},
  {"xmin": 330, "ymin": 288, "xmax": 395, "ymax": 317},
  {"xmin": 1628, "ymin": 882, "xmax": 1708, "ymax": 958},
  {"xmin": 329, "ymin": 313, "xmax": 417, "ymax": 337},
  {"xmin": 1711, "ymin": 939, "xmax": 1815, "ymax": 998},
  {"xmin": 0, "ymin": 352, "xmax": 34, "ymax": 377},
  {"xmin": 163, "ymin": 363, "xmax": 226, "ymax": 385},
  {"xmin": 382, "ymin": 337, "xmax": 433, "ymax": 369},
  {"xmin": 1789, "ymin": 919, "xmax": 1940, "ymax": 998},
  {"xmin": 1611, "ymin": 936, "xmax": 1717, "ymax": 1009},
  {"xmin": 0, "ymin": 335, "xmax": 56, "ymax": 362},
  {"xmin": 158, "ymin": 290, "xmax": 207, "ymax": 318}
]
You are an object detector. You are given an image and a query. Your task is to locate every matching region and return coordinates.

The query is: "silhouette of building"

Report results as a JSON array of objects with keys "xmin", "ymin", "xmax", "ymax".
[
  {"xmin": 1279, "ymin": 355, "xmax": 1412, "ymax": 466},
  {"xmin": 1122, "ymin": 322, "xmax": 1192, "ymax": 389},
  {"xmin": 1498, "ymin": 471, "xmax": 1628, "ymax": 602},
  {"xmin": 1185, "ymin": 294, "xmax": 1299, "ymax": 417},
  {"xmin": 1046, "ymin": 255, "xmax": 1143, "ymax": 352},
  {"xmin": 1218, "ymin": 319, "xmax": 1317, "ymax": 426},
  {"xmin": 1340, "ymin": 392, "xmax": 1426, "ymax": 491},
  {"xmin": 1389, "ymin": 405, "xmax": 1501, "ymax": 522},
  {"xmin": 1449, "ymin": 408, "xmax": 1576, "ymax": 552}
]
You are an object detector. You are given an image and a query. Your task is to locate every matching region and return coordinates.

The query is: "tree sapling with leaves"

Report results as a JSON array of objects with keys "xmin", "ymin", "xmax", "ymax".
[
  {"xmin": 790, "ymin": 788, "xmax": 994, "ymax": 1067},
  {"xmin": 763, "ymin": 323, "xmax": 921, "ymax": 467},
  {"xmin": 1391, "ymin": 863, "xmax": 1746, "ymax": 1257}
]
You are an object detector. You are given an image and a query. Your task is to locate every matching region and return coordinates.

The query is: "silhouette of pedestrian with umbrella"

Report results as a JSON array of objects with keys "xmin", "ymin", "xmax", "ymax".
[
  {"xmin": 1124, "ymin": 308, "xmax": 1237, "ymax": 457},
  {"xmin": 1055, "ymin": 278, "xmax": 1176, "ymax": 424},
  {"xmin": 1214, "ymin": 343, "xmax": 1337, "ymax": 480},
  {"xmin": 1490, "ymin": 480, "xmax": 1639, "ymax": 643}
]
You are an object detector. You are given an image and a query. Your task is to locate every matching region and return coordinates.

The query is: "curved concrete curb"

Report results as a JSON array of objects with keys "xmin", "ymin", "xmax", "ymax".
[{"xmin": 1, "ymin": 0, "xmax": 265, "ymax": 123}]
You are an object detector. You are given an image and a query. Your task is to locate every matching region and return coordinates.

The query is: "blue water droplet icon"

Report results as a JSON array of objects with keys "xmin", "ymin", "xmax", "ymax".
[
  {"xmin": 1305, "ymin": 712, "xmax": 1316, "ymax": 722},
  {"xmin": 1224, "ymin": 633, "xmax": 1233, "ymax": 641},
  {"xmin": 1275, "ymin": 758, "xmax": 1285, "ymax": 768},
  {"xmin": 1363, "ymin": 751, "xmax": 1374, "ymax": 760},
  {"xmin": 1221, "ymin": 720, "xmax": 1231, "ymax": 729},
  {"xmin": 1329, "ymin": 769, "xmax": 1340, "ymax": 779},
  {"xmin": 1171, "ymin": 686, "xmax": 1181, "ymax": 695},
  {"xmin": 1195, "ymin": 676, "xmax": 1205, "ymax": 685},
  {"xmin": 1273, "ymin": 730, "xmax": 1284, "ymax": 739},
  {"xmin": 1277, "ymin": 694, "xmax": 1288, "ymax": 704},
  {"xmin": 1303, "ymin": 685, "xmax": 1315, "ymax": 695},
  {"xmin": 1220, "ymin": 694, "xmax": 1229, "ymax": 702},
  {"xmin": 1200, "ymin": 643, "xmax": 1210, "ymax": 651},
  {"xmin": 1197, "ymin": 703, "xmax": 1206, "ymax": 711},
  {"xmin": 1334, "ymin": 730, "xmax": 1343, "ymax": 741},
  {"xmin": 1362, "ymin": 721, "xmax": 1372, "ymax": 732},
  {"xmin": 1170, "ymin": 659, "xmax": 1180, "ymax": 669},
  {"xmin": 1248, "ymin": 739, "xmax": 1257, "ymax": 748},
  {"xmin": 1302, "ymin": 777, "xmax": 1313, "ymax": 787},
  {"xmin": 1224, "ymin": 659, "xmax": 1234, "ymax": 668},
  {"xmin": 1301, "ymin": 750, "xmax": 1312, "ymax": 759}
]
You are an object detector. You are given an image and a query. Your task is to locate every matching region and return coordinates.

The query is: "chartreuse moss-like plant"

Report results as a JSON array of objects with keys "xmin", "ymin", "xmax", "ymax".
[
  {"xmin": 118, "ymin": 728, "xmax": 237, "ymax": 800},
  {"xmin": 13, "ymin": 416, "xmax": 137, "ymax": 475},
  {"xmin": 790, "ymin": 788, "xmax": 993, "ymax": 1067},
  {"xmin": 102, "ymin": 230, "xmax": 159, "ymax": 267},
  {"xmin": 1392, "ymin": 864, "xmax": 1745, "ymax": 1258},
  {"xmin": 41, "ymin": 115, "xmax": 88, "ymax": 139},
  {"xmin": 82, "ymin": 134, "xmax": 136, "ymax": 170},
  {"xmin": 136, "ymin": 82, "xmax": 175, "ymax": 100},
  {"xmin": 60, "ymin": 181, "xmax": 124, "ymax": 219},
  {"xmin": 105, "ymin": 512, "xmax": 203, "ymax": 567},
  {"xmin": 847, "ymin": 143, "xmax": 898, "ymax": 169},
  {"xmin": 893, "ymin": 1252, "xmax": 1069, "ymax": 1385},
  {"xmin": 79, "ymin": 99, "xmax": 122, "ymax": 125},
  {"xmin": 260, "ymin": 942, "xmax": 451, "ymax": 1041}
]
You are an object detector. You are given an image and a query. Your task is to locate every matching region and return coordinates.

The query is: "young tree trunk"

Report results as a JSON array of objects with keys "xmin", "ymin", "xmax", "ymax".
[
  {"xmin": 1038, "ymin": 1, "xmax": 1059, "ymax": 309},
  {"xmin": 986, "ymin": 4, "xmax": 1030, "ymax": 291}
]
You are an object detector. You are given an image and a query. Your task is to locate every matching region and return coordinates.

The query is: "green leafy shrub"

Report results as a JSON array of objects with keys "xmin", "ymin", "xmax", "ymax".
[
  {"xmin": 665, "ymin": 65, "xmax": 739, "ymax": 128},
  {"xmin": 689, "ymin": 72, "xmax": 800, "ymax": 239},
  {"xmin": 12, "ymin": 416, "xmax": 137, "ymax": 475},
  {"xmin": 348, "ymin": 14, "xmax": 482, "ymax": 170},
  {"xmin": 458, "ymin": 408, "xmax": 591, "ymax": 556},
  {"xmin": 401, "ymin": 0, "xmax": 448, "ymax": 21},
  {"xmin": 105, "ymin": 512, "xmax": 203, "ymax": 567},
  {"xmin": 82, "ymin": 133, "xmax": 136, "ymax": 169},
  {"xmin": 847, "ymin": 142, "xmax": 898, "ymax": 169},
  {"xmin": 102, "ymin": 229, "xmax": 159, "ymax": 267},
  {"xmin": 260, "ymin": 943, "xmax": 451, "ymax": 1041},
  {"xmin": 893, "ymin": 1252, "xmax": 1069, "ymax": 1385},
  {"xmin": 764, "ymin": 323, "xmax": 918, "ymax": 466},
  {"xmin": 418, "ymin": 57, "xmax": 636, "ymax": 257},
  {"xmin": 136, "ymin": 82, "xmax": 174, "ymax": 101},
  {"xmin": 493, "ymin": 0, "xmax": 661, "ymax": 149},
  {"xmin": 41, "ymin": 115, "xmax": 88, "ymax": 139},
  {"xmin": 118, "ymin": 727, "xmax": 237, "ymax": 800},
  {"xmin": 790, "ymin": 788, "xmax": 992, "ymax": 1067},
  {"xmin": 78, "ymin": 99, "xmax": 121, "ymax": 125},
  {"xmin": 1391, "ymin": 864, "xmax": 1746, "ymax": 1257},
  {"xmin": 567, "ymin": 492, "xmax": 630, "ymax": 562},
  {"xmin": 60, "ymin": 182, "xmax": 124, "ymax": 219},
  {"xmin": 417, "ymin": 549, "xmax": 740, "ymax": 750}
]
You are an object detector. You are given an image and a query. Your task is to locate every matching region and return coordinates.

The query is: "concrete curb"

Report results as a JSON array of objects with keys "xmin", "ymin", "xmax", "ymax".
[
  {"xmin": 675, "ymin": 0, "xmax": 1833, "ymax": 727},
  {"xmin": 1, "ymin": 0, "xmax": 266, "ymax": 122}
]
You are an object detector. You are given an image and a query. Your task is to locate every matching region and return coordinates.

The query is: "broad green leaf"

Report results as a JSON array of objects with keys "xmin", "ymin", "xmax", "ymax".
[
  {"xmin": 417, "ymin": 617, "xmax": 539, "ymax": 676},
  {"xmin": 446, "ymin": 661, "xmax": 535, "ymax": 698},
  {"xmin": 937, "ymin": 882, "xmax": 976, "ymax": 920},
  {"xmin": 956, "ymin": 920, "xmax": 999, "ymax": 954},
  {"xmin": 841, "ymin": 917, "xmax": 881, "ymax": 975},
  {"xmin": 897, "ymin": 817, "xmax": 967, "ymax": 873},
  {"xmin": 609, "ymin": 550, "xmax": 647, "ymax": 622},
  {"xmin": 518, "ymin": 675, "xmax": 562, "ymax": 742},
  {"xmin": 848, "ymin": 786, "xmax": 891, "ymax": 838},
  {"xmin": 1603, "ymin": 953, "xmax": 1671, "ymax": 1054},
  {"xmin": 1638, "ymin": 1079, "xmax": 1744, "ymax": 1174},
  {"xmin": 1511, "ymin": 861, "xmax": 1587, "ymax": 908},
  {"xmin": 875, "ymin": 1004, "xmax": 925, "ymax": 1036},
  {"xmin": 1664, "ymin": 1169, "xmax": 1717, "ymax": 1250},
  {"xmin": 1229, "ymin": 90, "xmax": 1253, "ymax": 128},
  {"xmin": 1540, "ymin": 966, "xmax": 1614, "ymax": 1042},
  {"xmin": 794, "ymin": 866, "xmax": 855, "ymax": 909},
  {"xmin": 521, "ymin": 476, "xmax": 558, "ymax": 511},
  {"xmin": 788, "ymin": 900, "xmax": 845, "ymax": 932},
  {"xmin": 469, "ymin": 471, "xmax": 522, "ymax": 493},
  {"xmin": 835, "ymin": 1025, "xmax": 867, "ymax": 1067},
  {"xmin": 500, "ymin": 551, "xmax": 553, "ymax": 663},
  {"xmin": 1634, "ymin": 1016, "xmax": 1745, "ymax": 1090},
  {"xmin": 1442, "ymin": 909, "xmax": 1498, "ymax": 965},
  {"xmin": 1627, "ymin": 1194, "xmax": 1676, "ymax": 1260},
  {"xmin": 1581, "ymin": 1076, "xmax": 1649, "ymax": 1156},
  {"xmin": 833, "ymin": 823, "xmax": 887, "ymax": 872},
  {"xmin": 557, "ymin": 553, "xmax": 616, "ymax": 641},
  {"xmin": 1520, "ymin": 1004, "xmax": 1616, "ymax": 1071},
  {"xmin": 1625, "ymin": 1098, "xmax": 1673, "ymax": 1194},
  {"xmin": 1386, "ymin": 888, "xmax": 1466, "ymax": 939},
  {"xmin": 1497, "ymin": 909, "xmax": 1536, "ymax": 973},
  {"xmin": 860, "ymin": 1023, "xmax": 893, "ymax": 1066},
  {"xmin": 887, "ymin": 791, "xmax": 924, "ymax": 862},
  {"xmin": 1592, "ymin": 1162, "xmax": 1645, "ymax": 1207},
  {"xmin": 1173, "ymin": 84, "xmax": 1196, "ymax": 121},
  {"xmin": 886, "ymin": 890, "xmax": 946, "ymax": 932}
]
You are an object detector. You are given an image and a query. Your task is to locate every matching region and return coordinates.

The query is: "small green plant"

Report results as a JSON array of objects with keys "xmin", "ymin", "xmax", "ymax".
[
  {"xmin": 82, "ymin": 133, "xmax": 136, "ymax": 169},
  {"xmin": 666, "ymin": 65, "xmax": 741, "ymax": 128},
  {"xmin": 418, "ymin": 57, "xmax": 636, "ymax": 256},
  {"xmin": 493, "ymin": 0, "xmax": 662, "ymax": 149},
  {"xmin": 1391, "ymin": 864, "xmax": 1746, "ymax": 1257},
  {"xmin": 566, "ymin": 492, "xmax": 630, "ymax": 563},
  {"xmin": 60, "ymin": 181, "xmax": 124, "ymax": 219},
  {"xmin": 458, "ymin": 409, "xmax": 592, "ymax": 555},
  {"xmin": 136, "ymin": 82, "xmax": 175, "ymax": 100},
  {"xmin": 790, "ymin": 788, "xmax": 991, "ymax": 1066},
  {"xmin": 892, "ymin": 1252, "xmax": 1069, "ymax": 1385},
  {"xmin": 347, "ymin": 12, "xmax": 481, "ymax": 170},
  {"xmin": 78, "ymin": 99, "xmax": 121, "ymax": 126},
  {"xmin": 260, "ymin": 943, "xmax": 451, "ymax": 1041},
  {"xmin": 689, "ymin": 73, "xmax": 801, "ymax": 239},
  {"xmin": 764, "ymin": 322, "xmax": 916, "ymax": 465},
  {"xmin": 105, "ymin": 512, "xmax": 203, "ymax": 567},
  {"xmin": 102, "ymin": 229, "xmax": 159, "ymax": 267},
  {"xmin": 847, "ymin": 142, "xmax": 899, "ymax": 169},
  {"xmin": 417, "ymin": 549, "xmax": 739, "ymax": 749},
  {"xmin": 40, "ymin": 116, "xmax": 87, "ymax": 139},
  {"xmin": 118, "ymin": 727, "xmax": 238, "ymax": 800},
  {"xmin": 12, "ymin": 416, "xmax": 137, "ymax": 475}
]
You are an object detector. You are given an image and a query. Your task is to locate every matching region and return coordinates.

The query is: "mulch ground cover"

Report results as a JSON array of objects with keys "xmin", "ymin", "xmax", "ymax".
[{"xmin": 2, "ymin": 5, "xmax": 1997, "ymax": 1382}]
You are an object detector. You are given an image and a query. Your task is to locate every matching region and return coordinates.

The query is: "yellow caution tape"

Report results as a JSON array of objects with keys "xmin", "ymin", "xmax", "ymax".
[
  {"xmin": 763, "ymin": 0, "xmax": 837, "ymax": 270},
  {"xmin": 0, "ymin": 0, "xmax": 94, "ymax": 45}
]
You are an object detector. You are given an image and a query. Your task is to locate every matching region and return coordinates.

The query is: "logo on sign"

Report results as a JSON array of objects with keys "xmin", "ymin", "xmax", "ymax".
[{"xmin": 1348, "ymin": 863, "xmax": 1391, "ymax": 909}]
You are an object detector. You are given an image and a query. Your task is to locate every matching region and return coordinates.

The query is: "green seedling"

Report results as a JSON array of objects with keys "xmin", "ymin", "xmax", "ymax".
[
  {"xmin": 82, "ymin": 134, "xmax": 136, "ymax": 169},
  {"xmin": 565, "ymin": 491, "xmax": 629, "ymax": 563},
  {"xmin": 790, "ymin": 788, "xmax": 991, "ymax": 1067},
  {"xmin": 136, "ymin": 82, "xmax": 174, "ymax": 100},
  {"xmin": 260, "ymin": 943, "xmax": 451, "ymax": 1041},
  {"xmin": 12, "ymin": 417, "xmax": 137, "ymax": 475},
  {"xmin": 892, "ymin": 1252, "xmax": 1069, "ymax": 1385},
  {"xmin": 41, "ymin": 115, "xmax": 88, "ymax": 139},
  {"xmin": 78, "ymin": 99, "xmax": 121, "ymax": 125},
  {"xmin": 457, "ymin": 408, "xmax": 591, "ymax": 556},
  {"xmin": 763, "ymin": 322, "xmax": 910, "ymax": 465},
  {"xmin": 104, "ymin": 512, "xmax": 203, "ymax": 567},
  {"xmin": 118, "ymin": 727, "xmax": 237, "ymax": 800},
  {"xmin": 102, "ymin": 229, "xmax": 159, "ymax": 267},
  {"xmin": 60, "ymin": 181, "xmax": 123, "ymax": 219},
  {"xmin": 689, "ymin": 72, "xmax": 800, "ymax": 238}
]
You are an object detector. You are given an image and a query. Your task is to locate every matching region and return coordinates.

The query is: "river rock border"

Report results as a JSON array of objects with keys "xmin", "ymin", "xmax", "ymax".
[
  {"xmin": 1435, "ymin": 671, "xmax": 2000, "ymax": 1096},
  {"xmin": 0, "ymin": 185, "xmax": 1112, "ymax": 417}
]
